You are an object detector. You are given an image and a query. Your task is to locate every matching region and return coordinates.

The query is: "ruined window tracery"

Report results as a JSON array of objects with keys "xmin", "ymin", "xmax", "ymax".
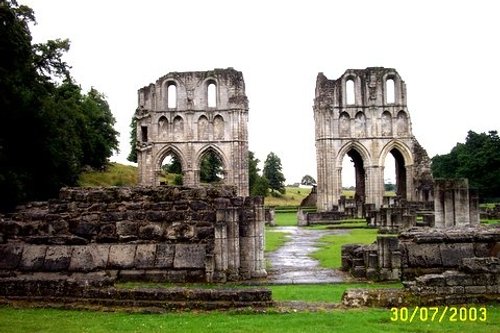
[{"xmin": 158, "ymin": 116, "xmax": 168, "ymax": 139}]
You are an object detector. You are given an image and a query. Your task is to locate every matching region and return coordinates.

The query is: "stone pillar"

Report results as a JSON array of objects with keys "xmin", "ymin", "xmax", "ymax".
[
  {"xmin": 212, "ymin": 198, "xmax": 230, "ymax": 282},
  {"xmin": 469, "ymin": 189, "xmax": 480, "ymax": 225},
  {"xmin": 226, "ymin": 206, "xmax": 240, "ymax": 281},
  {"xmin": 239, "ymin": 198, "xmax": 266, "ymax": 279},
  {"xmin": 434, "ymin": 179, "xmax": 474, "ymax": 228},
  {"xmin": 365, "ymin": 166, "xmax": 383, "ymax": 209}
]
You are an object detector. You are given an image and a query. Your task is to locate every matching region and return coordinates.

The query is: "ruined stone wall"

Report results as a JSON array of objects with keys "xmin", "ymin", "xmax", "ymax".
[
  {"xmin": 314, "ymin": 67, "xmax": 433, "ymax": 212},
  {"xmin": 341, "ymin": 226, "xmax": 499, "ymax": 283},
  {"xmin": 0, "ymin": 186, "xmax": 266, "ymax": 283},
  {"xmin": 135, "ymin": 68, "xmax": 249, "ymax": 196}
]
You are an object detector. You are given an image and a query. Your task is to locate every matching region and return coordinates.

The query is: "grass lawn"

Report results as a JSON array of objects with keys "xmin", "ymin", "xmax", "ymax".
[
  {"xmin": 274, "ymin": 212, "xmax": 298, "ymax": 226},
  {"xmin": 265, "ymin": 227, "xmax": 291, "ymax": 252},
  {"xmin": 311, "ymin": 229, "xmax": 379, "ymax": 269},
  {"xmin": 270, "ymin": 282, "xmax": 402, "ymax": 303},
  {"xmin": 0, "ymin": 304, "xmax": 498, "ymax": 333},
  {"xmin": 78, "ymin": 162, "xmax": 138, "ymax": 187}
]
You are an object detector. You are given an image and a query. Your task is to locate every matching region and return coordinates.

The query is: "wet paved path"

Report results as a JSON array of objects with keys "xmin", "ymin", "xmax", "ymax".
[{"xmin": 267, "ymin": 226, "xmax": 349, "ymax": 284}]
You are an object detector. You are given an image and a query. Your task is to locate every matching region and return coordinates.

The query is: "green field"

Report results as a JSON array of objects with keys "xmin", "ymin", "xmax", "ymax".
[{"xmin": 0, "ymin": 304, "xmax": 498, "ymax": 333}]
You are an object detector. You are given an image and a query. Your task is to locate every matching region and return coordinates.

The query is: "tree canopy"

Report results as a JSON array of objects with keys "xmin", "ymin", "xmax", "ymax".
[
  {"xmin": 200, "ymin": 150, "xmax": 223, "ymax": 183},
  {"xmin": 0, "ymin": 1, "xmax": 119, "ymax": 211},
  {"xmin": 248, "ymin": 151, "xmax": 269, "ymax": 196},
  {"xmin": 431, "ymin": 130, "xmax": 500, "ymax": 201},
  {"xmin": 301, "ymin": 175, "xmax": 316, "ymax": 186},
  {"xmin": 263, "ymin": 152, "xmax": 286, "ymax": 195}
]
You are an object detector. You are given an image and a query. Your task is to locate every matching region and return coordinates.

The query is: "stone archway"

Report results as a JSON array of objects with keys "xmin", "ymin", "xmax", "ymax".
[
  {"xmin": 314, "ymin": 67, "xmax": 432, "ymax": 212},
  {"xmin": 135, "ymin": 68, "xmax": 249, "ymax": 196}
]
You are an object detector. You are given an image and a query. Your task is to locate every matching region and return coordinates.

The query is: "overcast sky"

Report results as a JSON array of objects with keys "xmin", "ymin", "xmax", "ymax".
[{"xmin": 23, "ymin": 0, "xmax": 500, "ymax": 185}]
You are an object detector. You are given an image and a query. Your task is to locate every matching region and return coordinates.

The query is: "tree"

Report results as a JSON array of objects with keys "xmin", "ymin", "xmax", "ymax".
[
  {"xmin": 432, "ymin": 130, "xmax": 500, "ymax": 201},
  {"xmin": 263, "ymin": 152, "xmax": 286, "ymax": 194},
  {"xmin": 200, "ymin": 150, "xmax": 223, "ymax": 183},
  {"xmin": 79, "ymin": 87, "xmax": 119, "ymax": 169},
  {"xmin": 0, "ymin": 1, "xmax": 119, "ymax": 211},
  {"xmin": 127, "ymin": 115, "xmax": 137, "ymax": 163},
  {"xmin": 301, "ymin": 175, "xmax": 316, "ymax": 186},
  {"xmin": 248, "ymin": 151, "xmax": 269, "ymax": 196}
]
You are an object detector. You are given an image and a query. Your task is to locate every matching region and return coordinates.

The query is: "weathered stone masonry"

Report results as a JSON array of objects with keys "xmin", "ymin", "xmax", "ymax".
[
  {"xmin": 135, "ymin": 68, "xmax": 249, "ymax": 196},
  {"xmin": 0, "ymin": 186, "xmax": 266, "ymax": 283}
]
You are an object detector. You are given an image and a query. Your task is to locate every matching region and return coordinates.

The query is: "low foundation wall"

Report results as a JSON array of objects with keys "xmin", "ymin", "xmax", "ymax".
[
  {"xmin": 0, "ymin": 186, "xmax": 267, "ymax": 284},
  {"xmin": 341, "ymin": 226, "xmax": 500, "ymax": 306}
]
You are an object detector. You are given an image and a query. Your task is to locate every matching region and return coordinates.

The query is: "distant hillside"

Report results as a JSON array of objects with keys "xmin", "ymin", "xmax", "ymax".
[{"xmin": 78, "ymin": 163, "xmax": 138, "ymax": 187}]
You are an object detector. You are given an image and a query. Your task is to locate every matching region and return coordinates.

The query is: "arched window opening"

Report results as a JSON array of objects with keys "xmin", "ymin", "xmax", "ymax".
[
  {"xmin": 386, "ymin": 148, "xmax": 406, "ymax": 199},
  {"xmin": 208, "ymin": 82, "xmax": 217, "ymax": 107},
  {"xmin": 167, "ymin": 83, "xmax": 177, "ymax": 108},
  {"xmin": 381, "ymin": 111, "xmax": 392, "ymax": 136},
  {"xmin": 173, "ymin": 116, "xmax": 184, "ymax": 139},
  {"xmin": 386, "ymin": 78, "xmax": 395, "ymax": 104},
  {"xmin": 341, "ymin": 149, "xmax": 365, "ymax": 218},
  {"xmin": 158, "ymin": 116, "xmax": 168, "ymax": 139},
  {"xmin": 396, "ymin": 111, "xmax": 408, "ymax": 135},
  {"xmin": 213, "ymin": 115, "xmax": 224, "ymax": 139},
  {"xmin": 199, "ymin": 150, "xmax": 224, "ymax": 184},
  {"xmin": 160, "ymin": 152, "xmax": 183, "ymax": 185},
  {"xmin": 383, "ymin": 153, "xmax": 396, "ymax": 199},
  {"xmin": 346, "ymin": 79, "xmax": 355, "ymax": 105},
  {"xmin": 141, "ymin": 126, "xmax": 148, "ymax": 142},
  {"xmin": 339, "ymin": 112, "xmax": 351, "ymax": 137},
  {"xmin": 198, "ymin": 115, "xmax": 209, "ymax": 140}
]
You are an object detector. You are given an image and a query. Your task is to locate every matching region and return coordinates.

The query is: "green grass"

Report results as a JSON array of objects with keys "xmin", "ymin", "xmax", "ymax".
[
  {"xmin": 311, "ymin": 229, "xmax": 379, "ymax": 269},
  {"xmin": 274, "ymin": 212, "xmax": 298, "ymax": 226},
  {"xmin": 0, "ymin": 305, "xmax": 498, "ymax": 333},
  {"xmin": 265, "ymin": 227, "xmax": 291, "ymax": 252},
  {"xmin": 481, "ymin": 219, "xmax": 500, "ymax": 225},
  {"xmin": 270, "ymin": 282, "xmax": 402, "ymax": 303},
  {"xmin": 78, "ymin": 163, "xmax": 138, "ymax": 187},
  {"xmin": 264, "ymin": 187, "xmax": 312, "ymax": 207}
]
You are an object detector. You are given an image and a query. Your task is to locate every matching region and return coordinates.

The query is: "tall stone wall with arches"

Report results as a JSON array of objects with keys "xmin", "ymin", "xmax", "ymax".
[
  {"xmin": 135, "ymin": 68, "xmax": 249, "ymax": 196},
  {"xmin": 314, "ymin": 67, "xmax": 433, "ymax": 212}
]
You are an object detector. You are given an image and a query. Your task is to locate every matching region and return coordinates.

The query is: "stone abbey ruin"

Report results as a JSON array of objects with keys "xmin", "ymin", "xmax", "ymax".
[
  {"xmin": 0, "ymin": 67, "xmax": 498, "ymax": 310},
  {"xmin": 135, "ymin": 68, "xmax": 249, "ymax": 196}
]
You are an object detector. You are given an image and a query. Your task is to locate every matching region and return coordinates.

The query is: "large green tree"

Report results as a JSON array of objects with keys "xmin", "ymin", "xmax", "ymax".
[
  {"xmin": 200, "ymin": 150, "xmax": 223, "ymax": 183},
  {"xmin": 432, "ymin": 130, "xmax": 500, "ymax": 201},
  {"xmin": 0, "ymin": 1, "xmax": 119, "ymax": 211},
  {"xmin": 248, "ymin": 151, "xmax": 269, "ymax": 196},
  {"xmin": 263, "ymin": 152, "xmax": 286, "ymax": 195}
]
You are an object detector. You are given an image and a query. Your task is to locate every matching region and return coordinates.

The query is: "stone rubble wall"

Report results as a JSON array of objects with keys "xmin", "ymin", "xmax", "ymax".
[
  {"xmin": 0, "ymin": 186, "xmax": 266, "ymax": 283},
  {"xmin": 341, "ymin": 226, "xmax": 499, "ymax": 305}
]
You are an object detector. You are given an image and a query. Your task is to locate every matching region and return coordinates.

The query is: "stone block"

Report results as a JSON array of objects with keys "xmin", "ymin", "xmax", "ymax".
[
  {"xmin": 139, "ymin": 223, "xmax": 163, "ymax": 240},
  {"xmin": 19, "ymin": 245, "xmax": 47, "ymax": 271},
  {"xmin": 439, "ymin": 243, "xmax": 474, "ymax": 267},
  {"xmin": 405, "ymin": 243, "xmax": 442, "ymax": 267},
  {"xmin": 135, "ymin": 244, "xmax": 157, "ymax": 269},
  {"xmin": 116, "ymin": 220, "xmax": 138, "ymax": 236},
  {"xmin": 108, "ymin": 244, "xmax": 136, "ymax": 269},
  {"xmin": 415, "ymin": 274, "xmax": 445, "ymax": 287},
  {"xmin": 442, "ymin": 270, "xmax": 472, "ymax": 286},
  {"xmin": 0, "ymin": 244, "xmax": 23, "ymax": 269},
  {"xmin": 69, "ymin": 244, "xmax": 110, "ymax": 272},
  {"xmin": 155, "ymin": 244, "xmax": 175, "ymax": 268},
  {"xmin": 173, "ymin": 244, "xmax": 206, "ymax": 269},
  {"xmin": 44, "ymin": 246, "xmax": 72, "ymax": 271},
  {"xmin": 464, "ymin": 286, "xmax": 487, "ymax": 294}
]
